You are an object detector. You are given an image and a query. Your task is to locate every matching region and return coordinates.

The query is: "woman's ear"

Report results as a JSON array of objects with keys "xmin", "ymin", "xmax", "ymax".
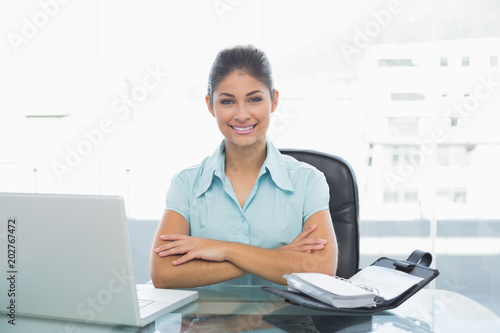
[
  {"xmin": 271, "ymin": 89, "xmax": 279, "ymax": 113},
  {"xmin": 205, "ymin": 94, "xmax": 215, "ymax": 118}
]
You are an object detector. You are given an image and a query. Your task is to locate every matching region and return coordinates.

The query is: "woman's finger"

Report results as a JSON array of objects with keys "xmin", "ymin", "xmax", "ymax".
[
  {"xmin": 301, "ymin": 238, "xmax": 327, "ymax": 245},
  {"xmin": 159, "ymin": 234, "xmax": 189, "ymax": 241},
  {"xmin": 172, "ymin": 253, "xmax": 194, "ymax": 265},
  {"xmin": 293, "ymin": 224, "xmax": 318, "ymax": 242},
  {"xmin": 154, "ymin": 239, "xmax": 187, "ymax": 253}
]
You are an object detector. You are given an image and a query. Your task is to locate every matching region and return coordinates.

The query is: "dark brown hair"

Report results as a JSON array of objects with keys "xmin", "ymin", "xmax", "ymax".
[{"xmin": 207, "ymin": 45, "xmax": 274, "ymax": 106}]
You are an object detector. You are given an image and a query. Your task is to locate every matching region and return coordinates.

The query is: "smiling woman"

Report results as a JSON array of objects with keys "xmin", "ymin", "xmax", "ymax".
[{"xmin": 150, "ymin": 45, "xmax": 338, "ymax": 288}]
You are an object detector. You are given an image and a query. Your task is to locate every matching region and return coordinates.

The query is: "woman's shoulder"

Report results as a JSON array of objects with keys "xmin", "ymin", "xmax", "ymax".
[
  {"xmin": 276, "ymin": 150, "xmax": 323, "ymax": 176},
  {"xmin": 267, "ymin": 144, "xmax": 326, "ymax": 187},
  {"xmin": 173, "ymin": 154, "xmax": 214, "ymax": 179},
  {"xmin": 172, "ymin": 143, "xmax": 224, "ymax": 187}
]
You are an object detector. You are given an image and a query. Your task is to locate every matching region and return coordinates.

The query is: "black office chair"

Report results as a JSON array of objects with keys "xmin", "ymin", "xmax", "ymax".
[{"xmin": 280, "ymin": 149, "xmax": 360, "ymax": 278}]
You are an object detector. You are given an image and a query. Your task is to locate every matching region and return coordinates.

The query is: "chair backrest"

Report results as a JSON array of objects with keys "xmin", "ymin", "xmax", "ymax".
[{"xmin": 280, "ymin": 149, "xmax": 360, "ymax": 278}]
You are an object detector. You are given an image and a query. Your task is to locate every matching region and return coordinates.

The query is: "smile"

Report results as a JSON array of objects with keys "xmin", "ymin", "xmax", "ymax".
[
  {"xmin": 231, "ymin": 124, "xmax": 256, "ymax": 131},
  {"xmin": 230, "ymin": 124, "xmax": 257, "ymax": 134}
]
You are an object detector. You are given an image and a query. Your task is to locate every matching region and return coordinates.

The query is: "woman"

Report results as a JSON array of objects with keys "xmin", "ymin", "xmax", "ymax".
[{"xmin": 150, "ymin": 45, "xmax": 337, "ymax": 288}]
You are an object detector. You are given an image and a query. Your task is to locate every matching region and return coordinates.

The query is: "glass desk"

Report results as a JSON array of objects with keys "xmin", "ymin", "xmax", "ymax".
[{"xmin": 2, "ymin": 286, "xmax": 499, "ymax": 332}]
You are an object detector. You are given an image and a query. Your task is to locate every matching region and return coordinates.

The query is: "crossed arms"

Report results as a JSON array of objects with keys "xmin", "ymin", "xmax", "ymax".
[{"xmin": 150, "ymin": 209, "xmax": 338, "ymax": 288}]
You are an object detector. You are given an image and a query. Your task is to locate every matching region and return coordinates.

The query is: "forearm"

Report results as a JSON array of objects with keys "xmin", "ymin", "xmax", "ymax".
[
  {"xmin": 224, "ymin": 242, "xmax": 336, "ymax": 285},
  {"xmin": 151, "ymin": 254, "xmax": 247, "ymax": 289},
  {"xmin": 152, "ymin": 243, "xmax": 333, "ymax": 288}
]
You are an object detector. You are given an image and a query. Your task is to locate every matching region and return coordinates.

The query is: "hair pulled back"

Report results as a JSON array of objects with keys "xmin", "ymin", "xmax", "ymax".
[{"xmin": 207, "ymin": 45, "xmax": 274, "ymax": 106}]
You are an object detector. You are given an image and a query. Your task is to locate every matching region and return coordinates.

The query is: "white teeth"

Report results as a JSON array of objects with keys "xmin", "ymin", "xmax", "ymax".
[{"xmin": 233, "ymin": 126, "xmax": 253, "ymax": 131}]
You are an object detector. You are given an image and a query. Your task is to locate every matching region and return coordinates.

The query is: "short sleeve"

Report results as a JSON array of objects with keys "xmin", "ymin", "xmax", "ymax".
[
  {"xmin": 303, "ymin": 170, "xmax": 330, "ymax": 222},
  {"xmin": 165, "ymin": 173, "xmax": 191, "ymax": 222}
]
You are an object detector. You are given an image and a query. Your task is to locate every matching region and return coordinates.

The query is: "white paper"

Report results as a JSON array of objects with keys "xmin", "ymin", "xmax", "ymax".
[{"xmin": 349, "ymin": 265, "xmax": 424, "ymax": 301}]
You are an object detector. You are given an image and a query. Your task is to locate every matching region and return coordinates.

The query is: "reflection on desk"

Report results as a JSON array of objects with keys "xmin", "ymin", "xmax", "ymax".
[{"xmin": 1, "ymin": 287, "xmax": 499, "ymax": 333}]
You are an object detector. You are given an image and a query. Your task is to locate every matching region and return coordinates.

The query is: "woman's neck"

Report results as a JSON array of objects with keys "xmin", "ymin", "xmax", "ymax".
[{"xmin": 224, "ymin": 140, "xmax": 267, "ymax": 175}]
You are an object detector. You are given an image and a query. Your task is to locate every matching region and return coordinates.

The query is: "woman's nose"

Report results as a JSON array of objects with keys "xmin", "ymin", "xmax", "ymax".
[{"xmin": 234, "ymin": 105, "xmax": 251, "ymax": 122}]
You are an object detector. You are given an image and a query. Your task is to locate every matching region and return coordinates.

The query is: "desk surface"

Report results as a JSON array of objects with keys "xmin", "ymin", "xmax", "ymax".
[{"xmin": 3, "ymin": 287, "xmax": 500, "ymax": 333}]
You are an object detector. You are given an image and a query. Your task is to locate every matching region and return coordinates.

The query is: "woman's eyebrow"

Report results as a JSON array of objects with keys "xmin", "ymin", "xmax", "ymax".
[
  {"xmin": 246, "ymin": 90, "xmax": 263, "ymax": 97},
  {"xmin": 217, "ymin": 90, "xmax": 264, "ymax": 98},
  {"xmin": 218, "ymin": 92, "xmax": 235, "ymax": 98}
]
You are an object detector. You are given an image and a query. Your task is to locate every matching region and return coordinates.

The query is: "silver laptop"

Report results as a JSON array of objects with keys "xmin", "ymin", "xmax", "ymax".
[{"xmin": 0, "ymin": 192, "xmax": 197, "ymax": 327}]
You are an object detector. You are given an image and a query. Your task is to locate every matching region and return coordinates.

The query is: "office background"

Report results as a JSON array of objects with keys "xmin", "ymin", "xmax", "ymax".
[{"xmin": 1, "ymin": 0, "xmax": 499, "ymax": 315}]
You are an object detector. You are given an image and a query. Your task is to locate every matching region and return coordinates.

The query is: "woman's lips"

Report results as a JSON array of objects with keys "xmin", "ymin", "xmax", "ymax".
[{"xmin": 230, "ymin": 124, "xmax": 257, "ymax": 135}]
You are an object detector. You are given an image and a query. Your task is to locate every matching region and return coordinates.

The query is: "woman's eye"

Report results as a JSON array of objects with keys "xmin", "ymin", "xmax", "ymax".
[
  {"xmin": 249, "ymin": 97, "xmax": 262, "ymax": 103},
  {"xmin": 220, "ymin": 99, "xmax": 234, "ymax": 105}
]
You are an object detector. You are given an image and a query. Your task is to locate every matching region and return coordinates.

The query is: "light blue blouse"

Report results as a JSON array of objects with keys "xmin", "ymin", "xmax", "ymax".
[{"xmin": 165, "ymin": 139, "xmax": 330, "ymax": 285}]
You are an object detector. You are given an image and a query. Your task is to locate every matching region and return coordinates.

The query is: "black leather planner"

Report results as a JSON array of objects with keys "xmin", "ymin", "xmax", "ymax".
[{"xmin": 263, "ymin": 249, "xmax": 440, "ymax": 314}]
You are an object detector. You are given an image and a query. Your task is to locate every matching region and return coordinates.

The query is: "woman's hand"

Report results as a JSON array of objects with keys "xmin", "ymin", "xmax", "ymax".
[
  {"xmin": 154, "ymin": 234, "xmax": 228, "ymax": 265},
  {"xmin": 276, "ymin": 224, "xmax": 327, "ymax": 253}
]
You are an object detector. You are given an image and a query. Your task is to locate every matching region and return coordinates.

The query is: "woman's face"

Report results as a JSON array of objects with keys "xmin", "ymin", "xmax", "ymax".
[{"xmin": 206, "ymin": 70, "xmax": 279, "ymax": 151}]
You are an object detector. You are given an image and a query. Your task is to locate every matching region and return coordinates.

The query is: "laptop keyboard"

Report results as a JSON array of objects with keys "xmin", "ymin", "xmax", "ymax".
[{"xmin": 138, "ymin": 299, "xmax": 155, "ymax": 308}]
